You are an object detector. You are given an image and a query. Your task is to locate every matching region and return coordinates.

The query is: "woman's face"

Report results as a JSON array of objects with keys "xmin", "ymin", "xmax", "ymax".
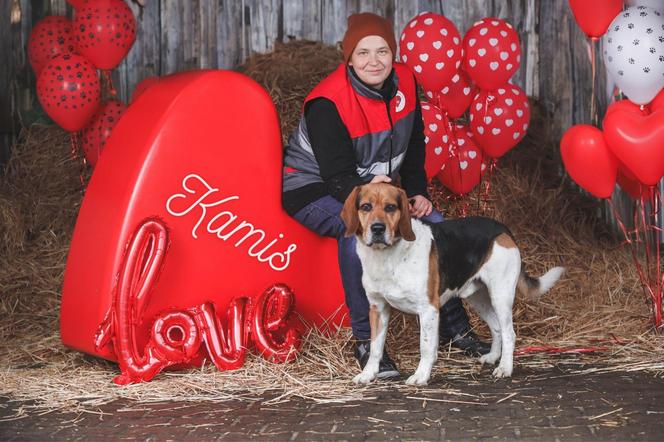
[{"xmin": 348, "ymin": 35, "xmax": 393, "ymax": 89}]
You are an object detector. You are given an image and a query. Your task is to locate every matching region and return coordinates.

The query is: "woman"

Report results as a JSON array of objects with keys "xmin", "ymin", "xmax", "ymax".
[{"xmin": 282, "ymin": 12, "xmax": 489, "ymax": 379}]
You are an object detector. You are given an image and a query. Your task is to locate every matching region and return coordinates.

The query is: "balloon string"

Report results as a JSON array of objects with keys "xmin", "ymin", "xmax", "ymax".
[
  {"xmin": 70, "ymin": 132, "xmax": 85, "ymax": 189},
  {"xmin": 590, "ymin": 37, "xmax": 598, "ymax": 126},
  {"xmin": 104, "ymin": 70, "xmax": 117, "ymax": 97}
]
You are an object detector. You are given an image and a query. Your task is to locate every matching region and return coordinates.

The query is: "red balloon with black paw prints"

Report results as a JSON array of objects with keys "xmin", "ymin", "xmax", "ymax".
[
  {"xmin": 66, "ymin": 0, "xmax": 86, "ymax": 8},
  {"xmin": 37, "ymin": 53, "xmax": 101, "ymax": 132},
  {"xmin": 81, "ymin": 100, "xmax": 127, "ymax": 167},
  {"xmin": 74, "ymin": 0, "xmax": 136, "ymax": 70},
  {"xmin": 28, "ymin": 16, "xmax": 78, "ymax": 76},
  {"xmin": 421, "ymin": 101, "xmax": 452, "ymax": 181},
  {"xmin": 462, "ymin": 18, "xmax": 521, "ymax": 91},
  {"xmin": 437, "ymin": 125, "xmax": 485, "ymax": 195},
  {"xmin": 424, "ymin": 69, "xmax": 477, "ymax": 119},
  {"xmin": 469, "ymin": 85, "xmax": 530, "ymax": 159},
  {"xmin": 399, "ymin": 12, "xmax": 463, "ymax": 92}
]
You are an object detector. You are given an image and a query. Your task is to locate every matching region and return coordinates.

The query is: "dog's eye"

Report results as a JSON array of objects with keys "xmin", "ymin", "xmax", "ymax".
[
  {"xmin": 385, "ymin": 204, "xmax": 397, "ymax": 212},
  {"xmin": 360, "ymin": 203, "xmax": 372, "ymax": 212}
]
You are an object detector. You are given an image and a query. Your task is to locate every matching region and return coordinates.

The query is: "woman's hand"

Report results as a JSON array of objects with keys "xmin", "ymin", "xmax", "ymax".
[
  {"xmin": 370, "ymin": 175, "xmax": 392, "ymax": 184},
  {"xmin": 409, "ymin": 195, "xmax": 432, "ymax": 218}
]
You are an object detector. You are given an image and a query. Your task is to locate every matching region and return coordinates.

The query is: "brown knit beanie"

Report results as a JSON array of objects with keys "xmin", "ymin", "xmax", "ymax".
[{"xmin": 341, "ymin": 13, "xmax": 397, "ymax": 62}]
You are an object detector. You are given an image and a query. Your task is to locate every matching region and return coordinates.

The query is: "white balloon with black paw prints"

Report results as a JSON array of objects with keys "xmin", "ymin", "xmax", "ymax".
[{"xmin": 603, "ymin": 6, "xmax": 664, "ymax": 105}]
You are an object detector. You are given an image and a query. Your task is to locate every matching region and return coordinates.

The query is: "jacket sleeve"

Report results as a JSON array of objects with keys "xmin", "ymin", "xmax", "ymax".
[
  {"xmin": 399, "ymin": 98, "xmax": 430, "ymax": 199},
  {"xmin": 305, "ymin": 97, "xmax": 366, "ymax": 203}
]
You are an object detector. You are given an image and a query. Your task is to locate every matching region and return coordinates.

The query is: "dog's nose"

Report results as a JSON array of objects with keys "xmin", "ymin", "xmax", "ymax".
[{"xmin": 371, "ymin": 223, "xmax": 386, "ymax": 236}]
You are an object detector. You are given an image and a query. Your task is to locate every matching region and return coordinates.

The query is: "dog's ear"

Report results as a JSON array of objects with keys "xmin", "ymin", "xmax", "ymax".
[
  {"xmin": 341, "ymin": 186, "xmax": 362, "ymax": 238},
  {"xmin": 397, "ymin": 188, "xmax": 416, "ymax": 241}
]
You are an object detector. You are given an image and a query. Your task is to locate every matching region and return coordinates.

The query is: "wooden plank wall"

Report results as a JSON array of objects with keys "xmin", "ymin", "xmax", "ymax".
[{"xmin": 5, "ymin": 0, "xmax": 605, "ymax": 145}]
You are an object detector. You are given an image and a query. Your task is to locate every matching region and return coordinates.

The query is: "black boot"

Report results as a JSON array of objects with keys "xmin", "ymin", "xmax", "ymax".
[
  {"xmin": 439, "ymin": 298, "xmax": 491, "ymax": 357},
  {"xmin": 354, "ymin": 341, "xmax": 401, "ymax": 380}
]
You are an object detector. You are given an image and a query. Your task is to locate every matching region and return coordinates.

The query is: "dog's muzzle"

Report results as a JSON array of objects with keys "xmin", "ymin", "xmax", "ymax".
[{"xmin": 368, "ymin": 222, "xmax": 388, "ymax": 246}]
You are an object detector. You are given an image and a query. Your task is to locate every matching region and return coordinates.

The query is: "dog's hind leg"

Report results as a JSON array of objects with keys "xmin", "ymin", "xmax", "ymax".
[
  {"xmin": 465, "ymin": 288, "xmax": 502, "ymax": 366},
  {"xmin": 405, "ymin": 306, "xmax": 439, "ymax": 386},
  {"xmin": 353, "ymin": 300, "xmax": 391, "ymax": 384}
]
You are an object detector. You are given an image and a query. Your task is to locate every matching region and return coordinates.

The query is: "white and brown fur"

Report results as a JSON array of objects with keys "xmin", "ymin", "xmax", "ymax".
[{"xmin": 341, "ymin": 183, "xmax": 564, "ymax": 385}]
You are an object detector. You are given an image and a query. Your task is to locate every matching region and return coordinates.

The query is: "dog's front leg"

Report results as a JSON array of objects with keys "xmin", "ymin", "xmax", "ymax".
[
  {"xmin": 406, "ymin": 306, "xmax": 439, "ymax": 386},
  {"xmin": 353, "ymin": 301, "xmax": 390, "ymax": 384}
]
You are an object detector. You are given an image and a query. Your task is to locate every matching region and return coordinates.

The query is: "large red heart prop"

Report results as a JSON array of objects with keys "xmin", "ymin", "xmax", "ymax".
[
  {"xmin": 61, "ymin": 71, "xmax": 346, "ymax": 361},
  {"xmin": 560, "ymin": 124, "xmax": 617, "ymax": 199},
  {"xmin": 603, "ymin": 100, "xmax": 664, "ymax": 186},
  {"xmin": 74, "ymin": 0, "xmax": 136, "ymax": 70},
  {"xmin": 28, "ymin": 16, "xmax": 77, "ymax": 76}
]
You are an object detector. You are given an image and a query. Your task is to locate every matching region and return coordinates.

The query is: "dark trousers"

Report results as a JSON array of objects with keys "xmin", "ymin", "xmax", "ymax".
[{"xmin": 292, "ymin": 195, "xmax": 467, "ymax": 340}]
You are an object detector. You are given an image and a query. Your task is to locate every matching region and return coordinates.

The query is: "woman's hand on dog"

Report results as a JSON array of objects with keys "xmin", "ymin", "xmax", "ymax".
[{"xmin": 409, "ymin": 195, "xmax": 432, "ymax": 218}]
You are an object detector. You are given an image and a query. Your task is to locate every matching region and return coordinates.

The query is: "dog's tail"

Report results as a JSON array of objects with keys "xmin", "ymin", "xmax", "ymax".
[{"xmin": 517, "ymin": 266, "xmax": 565, "ymax": 298}]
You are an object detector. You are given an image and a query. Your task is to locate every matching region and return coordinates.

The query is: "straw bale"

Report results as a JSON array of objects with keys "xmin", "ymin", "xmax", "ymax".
[{"xmin": 0, "ymin": 41, "xmax": 662, "ymax": 414}]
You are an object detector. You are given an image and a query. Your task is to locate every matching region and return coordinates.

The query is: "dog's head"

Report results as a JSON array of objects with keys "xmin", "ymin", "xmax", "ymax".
[{"xmin": 340, "ymin": 183, "xmax": 416, "ymax": 248}]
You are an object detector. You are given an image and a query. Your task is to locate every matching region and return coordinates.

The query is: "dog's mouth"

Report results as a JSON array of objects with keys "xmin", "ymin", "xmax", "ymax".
[{"xmin": 365, "ymin": 235, "xmax": 391, "ymax": 248}]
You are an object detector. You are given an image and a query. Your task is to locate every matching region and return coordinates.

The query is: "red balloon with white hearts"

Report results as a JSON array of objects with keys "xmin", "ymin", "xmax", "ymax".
[
  {"xmin": 421, "ymin": 101, "xmax": 453, "ymax": 181},
  {"xmin": 399, "ymin": 12, "xmax": 463, "ymax": 91},
  {"xmin": 469, "ymin": 85, "xmax": 530, "ymax": 158},
  {"xmin": 437, "ymin": 125, "xmax": 485, "ymax": 195},
  {"xmin": 424, "ymin": 69, "xmax": 477, "ymax": 119},
  {"xmin": 462, "ymin": 18, "xmax": 521, "ymax": 91}
]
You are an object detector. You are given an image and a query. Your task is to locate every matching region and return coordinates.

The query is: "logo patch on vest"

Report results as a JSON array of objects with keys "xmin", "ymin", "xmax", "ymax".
[{"xmin": 395, "ymin": 91, "xmax": 406, "ymax": 113}]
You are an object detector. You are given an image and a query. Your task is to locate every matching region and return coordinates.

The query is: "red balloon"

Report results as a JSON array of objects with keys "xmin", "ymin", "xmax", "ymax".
[
  {"xmin": 463, "ymin": 18, "xmax": 521, "ymax": 91},
  {"xmin": 131, "ymin": 76, "xmax": 160, "ymax": 103},
  {"xmin": 28, "ymin": 16, "xmax": 77, "ymax": 76},
  {"xmin": 81, "ymin": 100, "xmax": 127, "ymax": 167},
  {"xmin": 61, "ymin": 71, "xmax": 347, "ymax": 362},
  {"xmin": 425, "ymin": 69, "xmax": 476, "ymax": 119},
  {"xmin": 74, "ymin": 0, "xmax": 136, "ymax": 70},
  {"xmin": 399, "ymin": 12, "xmax": 463, "ymax": 91},
  {"xmin": 437, "ymin": 125, "xmax": 484, "ymax": 195},
  {"xmin": 603, "ymin": 101, "xmax": 664, "ymax": 186},
  {"xmin": 617, "ymin": 168, "xmax": 644, "ymax": 200},
  {"xmin": 250, "ymin": 284, "xmax": 301, "ymax": 363},
  {"xmin": 421, "ymin": 101, "xmax": 452, "ymax": 181},
  {"xmin": 37, "ymin": 53, "xmax": 101, "ymax": 132},
  {"xmin": 193, "ymin": 299, "xmax": 249, "ymax": 371},
  {"xmin": 560, "ymin": 125, "xmax": 617, "ymax": 199},
  {"xmin": 469, "ymin": 85, "xmax": 530, "ymax": 158},
  {"xmin": 568, "ymin": 0, "xmax": 623, "ymax": 39}
]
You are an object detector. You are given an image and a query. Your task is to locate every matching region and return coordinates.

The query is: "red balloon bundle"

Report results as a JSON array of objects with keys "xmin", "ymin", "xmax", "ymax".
[
  {"xmin": 437, "ymin": 125, "xmax": 485, "ymax": 195},
  {"xmin": 421, "ymin": 101, "xmax": 451, "ymax": 180},
  {"xmin": 29, "ymin": 0, "xmax": 137, "ymax": 168}
]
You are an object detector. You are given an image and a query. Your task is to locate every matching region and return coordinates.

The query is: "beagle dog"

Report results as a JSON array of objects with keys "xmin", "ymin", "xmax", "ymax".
[{"xmin": 341, "ymin": 183, "xmax": 564, "ymax": 385}]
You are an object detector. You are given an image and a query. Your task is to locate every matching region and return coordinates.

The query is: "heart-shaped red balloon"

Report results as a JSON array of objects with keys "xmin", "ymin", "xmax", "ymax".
[
  {"xmin": 74, "ymin": 0, "xmax": 136, "ymax": 70},
  {"xmin": 560, "ymin": 125, "xmax": 617, "ymax": 199},
  {"xmin": 436, "ymin": 125, "xmax": 484, "ymax": 195},
  {"xmin": 568, "ymin": 0, "xmax": 623, "ymax": 39},
  {"xmin": 28, "ymin": 16, "xmax": 77, "ymax": 76},
  {"xmin": 421, "ymin": 101, "xmax": 452, "ymax": 181},
  {"xmin": 37, "ymin": 53, "xmax": 101, "ymax": 132},
  {"xmin": 81, "ymin": 100, "xmax": 127, "ymax": 167},
  {"xmin": 61, "ymin": 71, "xmax": 347, "ymax": 361},
  {"xmin": 469, "ymin": 85, "xmax": 530, "ymax": 158},
  {"xmin": 603, "ymin": 100, "xmax": 664, "ymax": 186}
]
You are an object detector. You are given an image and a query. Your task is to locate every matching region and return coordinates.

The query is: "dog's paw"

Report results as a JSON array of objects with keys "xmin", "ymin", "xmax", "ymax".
[
  {"xmin": 492, "ymin": 365, "xmax": 513, "ymax": 378},
  {"xmin": 479, "ymin": 352, "xmax": 500, "ymax": 365},
  {"xmin": 405, "ymin": 371, "xmax": 430, "ymax": 386},
  {"xmin": 353, "ymin": 371, "xmax": 377, "ymax": 385}
]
